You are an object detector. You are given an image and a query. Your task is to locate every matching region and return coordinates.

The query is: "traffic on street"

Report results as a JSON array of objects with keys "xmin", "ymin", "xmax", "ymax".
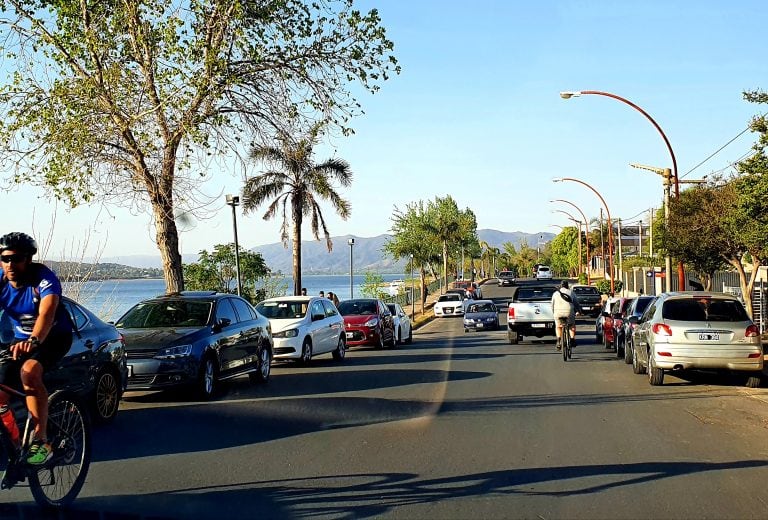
[{"xmin": 4, "ymin": 278, "xmax": 768, "ymax": 519}]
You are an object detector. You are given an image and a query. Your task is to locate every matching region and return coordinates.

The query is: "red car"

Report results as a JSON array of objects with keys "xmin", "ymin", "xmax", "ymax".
[
  {"xmin": 337, "ymin": 298, "xmax": 396, "ymax": 349},
  {"xmin": 601, "ymin": 297, "xmax": 633, "ymax": 349}
]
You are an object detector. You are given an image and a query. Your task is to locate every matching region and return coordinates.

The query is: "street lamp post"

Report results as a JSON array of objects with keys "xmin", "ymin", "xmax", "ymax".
[
  {"xmin": 550, "ymin": 199, "xmax": 591, "ymax": 285},
  {"xmin": 559, "ymin": 89, "xmax": 685, "ymax": 289},
  {"xmin": 348, "ymin": 238, "xmax": 355, "ymax": 299},
  {"xmin": 225, "ymin": 194, "xmax": 242, "ymax": 296},
  {"xmin": 410, "ymin": 254, "xmax": 415, "ymax": 321},
  {"xmin": 553, "ymin": 177, "xmax": 614, "ymax": 294}
]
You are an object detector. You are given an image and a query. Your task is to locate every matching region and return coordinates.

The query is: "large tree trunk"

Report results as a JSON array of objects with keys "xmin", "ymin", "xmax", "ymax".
[
  {"xmin": 151, "ymin": 178, "xmax": 184, "ymax": 293},
  {"xmin": 292, "ymin": 198, "xmax": 303, "ymax": 296},
  {"xmin": 442, "ymin": 240, "xmax": 448, "ymax": 293},
  {"xmin": 419, "ymin": 267, "xmax": 426, "ymax": 315}
]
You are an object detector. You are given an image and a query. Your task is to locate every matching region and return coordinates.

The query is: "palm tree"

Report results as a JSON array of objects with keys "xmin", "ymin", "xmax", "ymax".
[{"xmin": 241, "ymin": 126, "xmax": 352, "ymax": 295}]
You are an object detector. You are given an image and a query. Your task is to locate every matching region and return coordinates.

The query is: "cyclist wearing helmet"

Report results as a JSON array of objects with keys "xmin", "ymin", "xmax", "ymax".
[
  {"xmin": 0, "ymin": 232, "xmax": 72, "ymax": 465},
  {"xmin": 551, "ymin": 279, "xmax": 577, "ymax": 350}
]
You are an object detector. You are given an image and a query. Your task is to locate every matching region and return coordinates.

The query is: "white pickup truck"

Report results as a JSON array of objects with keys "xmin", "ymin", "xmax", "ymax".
[{"xmin": 507, "ymin": 285, "xmax": 558, "ymax": 344}]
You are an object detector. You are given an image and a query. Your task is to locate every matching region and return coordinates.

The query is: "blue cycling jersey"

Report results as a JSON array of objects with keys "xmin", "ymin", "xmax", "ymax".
[{"xmin": 0, "ymin": 263, "xmax": 70, "ymax": 339}]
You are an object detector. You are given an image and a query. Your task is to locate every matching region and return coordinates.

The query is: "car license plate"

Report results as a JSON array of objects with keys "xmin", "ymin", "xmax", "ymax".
[
  {"xmin": 531, "ymin": 323, "xmax": 545, "ymax": 328},
  {"xmin": 346, "ymin": 332, "xmax": 354, "ymax": 339},
  {"xmin": 476, "ymin": 323, "xmax": 484, "ymax": 328},
  {"xmin": 698, "ymin": 333, "xmax": 720, "ymax": 341},
  {"xmin": 445, "ymin": 309, "xmax": 453, "ymax": 314},
  {"xmin": 128, "ymin": 365, "xmax": 134, "ymax": 378}
]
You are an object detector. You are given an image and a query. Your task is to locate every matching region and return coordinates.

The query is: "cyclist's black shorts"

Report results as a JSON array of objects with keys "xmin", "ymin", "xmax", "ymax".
[{"xmin": 0, "ymin": 330, "xmax": 72, "ymax": 391}]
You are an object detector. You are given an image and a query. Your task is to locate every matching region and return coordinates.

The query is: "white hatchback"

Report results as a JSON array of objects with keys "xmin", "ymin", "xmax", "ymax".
[
  {"xmin": 535, "ymin": 265, "xmax": 553, "ymax": 280},
  {"xmin": 256, "ymin": 296, "xmax": 346, "ymax": 364}
]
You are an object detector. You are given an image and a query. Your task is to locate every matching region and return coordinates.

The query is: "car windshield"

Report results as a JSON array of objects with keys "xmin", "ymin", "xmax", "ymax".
[
  {"xmin": 386, "ymin": 304, "xmax": 398, "ymax": 314},
  {"xmin": 337, "ymin": 300, "xmax": 378, "ymax": 315},
  {"xmin": 573, "ymin": 287, "xmax": 599, "ymax": 295},
  {"xmin": 256, "ymin": 301, "xmax": 309, "ymax": 319},
  {"xmin": 662, "ymin": 297, "xmax": 749, "ymax": 322},
  {"xmin": 468, "ymin": 303, "xmax": 495, "ymax": 313},
  {"xmin": 516, "ymin": 287, "xmax": 556, "ymax": 301},
  {"xmin": 633, "ymin": 297, "xmax": 653, "ymax": 315},
  {"xmin": 438, "ymin": 294, "xmax": 462, "ymax": 302},
  {"xmin": 116, "ymin": 300, "xmax": 212, "ymax": 328}
]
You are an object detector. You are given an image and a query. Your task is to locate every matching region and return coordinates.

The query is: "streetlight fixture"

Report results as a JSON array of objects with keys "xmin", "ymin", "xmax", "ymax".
[
  {"xmin": 410, "ymin": 253, "xmax": 415, "ymax": 321},
  {"xmin": 560, "ymin": 89, "xmax": 685, "ymax": 289},
  {"xmin": 347, "ymin": 238, "xmax": 355, "ymax": 299},
  {"xmin": 550, "ymin": 199, "xmax": 591, "ymax": 285},
  {"xmin": 225, "ymin": 194, "xmax": 242, "ymax": 296},
  {"xmin": 553, "ymin": 177, "xmax": 614, "ymax": 294}
]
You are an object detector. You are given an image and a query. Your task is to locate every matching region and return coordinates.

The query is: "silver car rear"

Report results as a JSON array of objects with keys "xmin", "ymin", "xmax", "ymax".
[{"xmin": 633, "ymin": 292, "xmax": 762, "ymax": 386}]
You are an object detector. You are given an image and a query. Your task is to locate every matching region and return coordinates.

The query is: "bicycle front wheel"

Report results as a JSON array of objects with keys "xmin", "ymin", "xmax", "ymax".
[
  {"xmin": 29, "ymin": 393, "xmax": 91, "ymax": 508},
  {"xmin": 562, "ymin": 335, "xmax": 568, "ymax": 362}
]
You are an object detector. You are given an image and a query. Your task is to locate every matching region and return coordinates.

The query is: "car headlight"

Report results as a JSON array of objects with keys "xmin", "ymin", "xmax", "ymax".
[
  {"xmin": 464, "ymin": 318, "xmax": 474, "ymax": 323},
  {"xmin": 273, "ymin": 329, "xmax": 299, "ymax": 338},
  {"xmin": 364, "ymin": 317, "xmax": 379, "ymax": 327},
  {"xmin": 155, "ymin": 344, "xmax": 193, "ymax": 359}
]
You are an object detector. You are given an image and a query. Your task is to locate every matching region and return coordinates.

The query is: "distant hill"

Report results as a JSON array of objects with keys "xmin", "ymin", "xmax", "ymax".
[
  {"xmin": 91, "ymin": 229, "xmax": 555, "ymax": 273},
  {"xmin": 46, "ymin": 261, "xmax": 163, "ymax": 280}
]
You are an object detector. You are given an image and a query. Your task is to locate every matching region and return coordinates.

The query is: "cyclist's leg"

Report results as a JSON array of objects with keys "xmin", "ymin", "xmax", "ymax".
[
  {"xmin": 555, "ymin": 321, "xmax": 563, "ymax": 349},
  {"xmin": 20, "ymin": 359, "xmax": 47, "ymax": 441}
]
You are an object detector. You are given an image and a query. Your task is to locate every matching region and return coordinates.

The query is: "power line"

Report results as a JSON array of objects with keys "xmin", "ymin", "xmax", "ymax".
[{"xmin": 681, "ymin": 125, "xmax": 752, "ymax": 178}]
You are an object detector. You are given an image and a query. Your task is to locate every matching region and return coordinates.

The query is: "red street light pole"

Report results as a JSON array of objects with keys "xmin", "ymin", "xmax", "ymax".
[
  {"xmin": 559, "ymin": 90, "xmax": 685, "ymax": 290},
  {"xmin": 550, "ymin": 198, "xmax": 592, "ymax": 285},
  {"xmin": 553, "ymin": 177, "xmax": 614, "ymax": 295}
]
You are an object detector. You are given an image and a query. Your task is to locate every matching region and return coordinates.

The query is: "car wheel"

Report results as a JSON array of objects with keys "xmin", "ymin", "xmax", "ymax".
[
  {"xmin": 745, "ymin": 374, "xmax": 762, "ymax": 388},
  {"xmin": 604, "ymin": 334, "xmax": 612, "ymax": 350},
  {"xmin": 375, "ymin": 329, "xmax": 385, "ymax": 349},
  {"xmin": 299, "ymin": 340, "xmax": 313, "ymax": 365},
  {"xmin": 332, "ymin": 335, "xmax": 346, "ymax": 361},
  {"xmin": 250, "ymin": 344, "xmax": 271, "ymax": 384},
  {"xmin": 648, "ymin": 352, "xmax": 664, "ymax": 386},
  {"xmin": 91, "ymin": 367, "xmax": 121, "ymax": 424},
  {"xmin": 387, "ymin": 327, "xmax": 397, "ymax": 347},
  {"xmin": 406, "ymin": 327, "xmax": 413, "ymax": 344},
  {"xmin": 624, "ymin": 339, "xmax": 633, "ymax": 365},
  {"xmin": 632, "ymin": 345, "xmax": 646, "ymax": 375},
  {"xmin": 396, "ymin": 326, "xmax": 403, "ymax": 345},
  {"xmin": 596, "ymin": 330, "xmax": 602, "ymax": 344},
  {"xmin": 615, "ymin": 336, "xmax": 624, "ymax": 358},
  {"xmin": 508, "ymin": 331, "xmax": 519, "ymax": 345},
  {"xmin": 197, "ymin": 355, "xmax": 219, "ymax": 400}
]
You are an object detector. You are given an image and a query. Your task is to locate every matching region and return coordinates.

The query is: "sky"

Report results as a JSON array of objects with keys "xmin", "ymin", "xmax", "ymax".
[{"xmin": 4, "ymin": 0, "xmax": 768, "ymax": 264}]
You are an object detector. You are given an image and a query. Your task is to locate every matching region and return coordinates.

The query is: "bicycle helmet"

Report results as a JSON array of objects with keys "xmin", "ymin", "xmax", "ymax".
[
  {"xmin": 0, "ymin": 232, "xmax": 38, "ymax": 255},
  {"xmin": 560, "ymin": 279, "xmax": 570, "ymax": 289}
]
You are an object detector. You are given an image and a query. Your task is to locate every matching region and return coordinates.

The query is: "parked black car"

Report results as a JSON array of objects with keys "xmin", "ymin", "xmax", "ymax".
[
  {"xmin": 572, "ymin": 285, "xmax": 602, "ymax": 317},
  {"xmin": 618, "ymin": 295, "xmax": 655, "ymax": 364},
  {"xmin": 1, "ymin": 296, "xmax": 128, "ymax": 424},
  {"xmin": 116, "ymin": 291, "xmax": 273, "ymax": 400}
]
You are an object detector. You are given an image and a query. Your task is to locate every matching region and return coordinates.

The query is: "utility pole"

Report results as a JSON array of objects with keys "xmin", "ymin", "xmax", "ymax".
[
  {"xmin": 617, "ymin": 218, "xmax": 623, "ymax": 293},
  {"xmin": 638, "ymin": 219, "xmax": 643, "ymax": 257},
  {"xmin": 649, "ymin": 208, "xmax": 654, "ymax": 258},
  {"xmin": 599, "ymin": 208, "xmax": 605, "ymax": 275}
]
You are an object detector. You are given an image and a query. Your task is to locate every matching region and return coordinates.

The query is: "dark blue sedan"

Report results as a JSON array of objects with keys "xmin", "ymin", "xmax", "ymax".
[
  {"xmin": 116, "ymin": 291, "xmax": 273, "ymax": 400},
  {"xmin": 463, "ymin": 300, "xmax": 500, "ymax": 332}
]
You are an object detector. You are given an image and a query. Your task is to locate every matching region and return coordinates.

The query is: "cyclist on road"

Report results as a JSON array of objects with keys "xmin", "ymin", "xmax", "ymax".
[
  {"xmin": 551, "ymin": 279, "xmax": 577, "ymax": 350},
  {"xmin": 0, "ymin": 232, "xmax": 72, "ymax": 465}
]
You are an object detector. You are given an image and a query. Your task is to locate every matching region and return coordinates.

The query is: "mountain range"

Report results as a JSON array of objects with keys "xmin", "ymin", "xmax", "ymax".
[{"xmin": 97, "ymin": 229, "xmax": 555, "ymax": 273}]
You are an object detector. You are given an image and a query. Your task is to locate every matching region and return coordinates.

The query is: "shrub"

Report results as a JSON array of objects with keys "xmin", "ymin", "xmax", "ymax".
[{"xmin": 594, "ymin": 279, "xmax": 623, "ymax": 295}]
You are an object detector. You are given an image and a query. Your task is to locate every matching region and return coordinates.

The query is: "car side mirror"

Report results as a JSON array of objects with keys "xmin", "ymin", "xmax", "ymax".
[
  {"xmin": 312, "ymin": 313, "xmax": 325, "ymax": 322},
  {"xmin": 213, "ymin": 317, "xmax": 231, "ymax": 332}
]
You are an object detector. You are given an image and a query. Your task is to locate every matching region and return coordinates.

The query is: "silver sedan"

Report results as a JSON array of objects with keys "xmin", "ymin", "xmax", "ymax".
[{"xmin": 629, "ymin": 292, "xmax": 763, "ymax": 387}]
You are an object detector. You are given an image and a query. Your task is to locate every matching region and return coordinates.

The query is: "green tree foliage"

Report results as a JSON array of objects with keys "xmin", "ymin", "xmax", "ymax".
[
  {"xmin": 360, "ymin": 271, "xmax": 387, "ymax": 299},
  {"xmin": 663, "ymin": 184, "xmax": 728, "ymax": 290},
  {"xmin": 594, "ymin": 279, "xmax": 623, "ymax": 295},
  {"xmin": 0, "ymin": 0, "xmax": 398, "ymax": 293},
  {"xmin": 425, "ymin": 196, "xmax": 477, "ymax": 290},
  {"xmin": 549, "ymin": 227, "xmax": 580, "ymax": 277},
  {"xmin": 242, "ymin": 124, "xmax": 353, "ymax": 295},
  {"xmin": 384, "ymin": 201, "xmax": 440, "ymax": 308},
  {"xmin": 183, "ymin": 243, "xmax": 271, "ymax": 303}
]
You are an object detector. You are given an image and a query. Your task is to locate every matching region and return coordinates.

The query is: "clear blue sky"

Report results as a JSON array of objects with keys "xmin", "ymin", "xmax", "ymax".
[{"xmin": 9, "ymin": 0, "xmax": 768, "ymax": 263}]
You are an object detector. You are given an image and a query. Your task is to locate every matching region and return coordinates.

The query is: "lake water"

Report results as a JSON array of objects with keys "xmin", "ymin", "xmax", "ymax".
[{"xmin": 67, "ymin": 273, "xmax": 409, "ymax": 322}]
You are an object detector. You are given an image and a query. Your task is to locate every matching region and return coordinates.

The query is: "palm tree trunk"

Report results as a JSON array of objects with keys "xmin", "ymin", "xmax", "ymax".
[
  {"xmin": 292, "ymin": 197, "xmax": 303, "ymax": 296},
  {"xmin": 442, "ymin": 240, "xmax": 448, "ymax": 293}
]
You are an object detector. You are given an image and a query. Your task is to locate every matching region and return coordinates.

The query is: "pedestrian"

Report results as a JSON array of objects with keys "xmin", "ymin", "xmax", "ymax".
[
  {"xmin": 301, "ymin": 287, "xmax": 307, "ymax": 296},
  {"xmin": 328, "ymin": 291, "xmax": 340, "ymax": 306},
  {"xmin": 319, "ymin": 291, "xmax": 325, "ymax": 298}
]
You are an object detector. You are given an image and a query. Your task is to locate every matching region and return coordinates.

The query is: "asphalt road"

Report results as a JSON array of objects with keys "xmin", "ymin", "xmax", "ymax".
[{"xmin": 5, "ymin": 280, "xmax": 768, "ymax": 519}]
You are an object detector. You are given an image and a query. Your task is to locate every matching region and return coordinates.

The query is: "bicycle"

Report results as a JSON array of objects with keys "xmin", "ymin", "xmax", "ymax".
[
  {"xmin": 557, "ymin": 317, "xmax": 572, "ymax": 361},
  {"xmin": 0, "ymin": 349, "xmax": 91, "ymax": 508}
]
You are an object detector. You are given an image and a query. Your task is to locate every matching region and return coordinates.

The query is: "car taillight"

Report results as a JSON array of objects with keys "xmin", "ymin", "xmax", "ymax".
[
  {"xmin": 508, "ymin": 307, "xmax": 515, "ymax": 318},
  {"xmin": 658, "ymin": 351, "xmax": 672, "ymax": 357},
  {"xmin": 748, "ymin": 353, "xmax": 761, "ymax": 358},
  {"xmin": 745, "ymin": 324, "xmax": 759, "ymax": 338},
  {"xmin": 652, "ymin": 323, "xmax": 672, "ymax": 336}
]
